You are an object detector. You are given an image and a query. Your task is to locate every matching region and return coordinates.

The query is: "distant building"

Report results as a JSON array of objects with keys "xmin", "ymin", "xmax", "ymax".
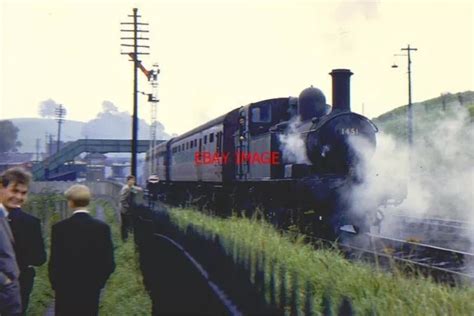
[
  {"xmin": 84, "ymin": 153, "xmax": 107, "ymax": 181},
  {"xmin": 110, "ymin": 162, "xmax": 131, "ymax": 183},
  {"xmin": 0, "ymin": 153, "xmax": 34, "ymax": 173}
]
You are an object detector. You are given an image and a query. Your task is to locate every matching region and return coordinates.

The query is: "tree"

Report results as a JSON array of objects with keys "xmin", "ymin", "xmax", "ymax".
[
  {"xmin": 0, "ymin": 120, "xmax": 22, "ymax": 153},
  {"xmin": 38, "ymin": 99, "xmax": 59, "ymax": 118},
  {"xmin": 101, "ymin": 100, "xmax": 119, "ymax": 114}
]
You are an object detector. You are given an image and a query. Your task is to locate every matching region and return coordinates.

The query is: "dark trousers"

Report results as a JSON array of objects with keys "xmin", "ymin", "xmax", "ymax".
[
  {"xmin": 120, "ymin": 213, "xmax": 134, "ymax": 241},
  {"xmin": 55, "ymin": 288, "xmax": 100, "ymax": 316},
  {"xmin": 18, "ymin": 267, "xmax": 35, "ymax": 314}
]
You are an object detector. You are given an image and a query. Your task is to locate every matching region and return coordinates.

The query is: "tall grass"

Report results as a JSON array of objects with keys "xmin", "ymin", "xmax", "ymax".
[
  {"xmin": 169, "ymin": 208, "xmax": 474, "ymax": 315},
  {"xmin": 97, "ymin": 200, "xmax": 152, "ymax": 316}
]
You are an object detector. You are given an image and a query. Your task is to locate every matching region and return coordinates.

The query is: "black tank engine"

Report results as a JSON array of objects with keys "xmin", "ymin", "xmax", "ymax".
[{"xmin": 144, "ymin": 69, "xmax": 378, "ymax": 238}]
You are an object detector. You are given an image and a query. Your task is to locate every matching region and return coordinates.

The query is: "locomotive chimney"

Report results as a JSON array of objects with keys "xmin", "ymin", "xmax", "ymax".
[{"xmin": 329, "ymin": 69, "xmax": 353, "ymax": 112}]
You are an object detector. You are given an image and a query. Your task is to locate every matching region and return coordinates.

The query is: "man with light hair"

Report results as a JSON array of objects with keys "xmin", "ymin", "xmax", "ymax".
[
  {"xmin": 64, "ymin": 184, "xmax": 91, "ymax": 209},
  {"xmin": 49, "ymin": 184, "xmax": 115, "ymax": 316}
]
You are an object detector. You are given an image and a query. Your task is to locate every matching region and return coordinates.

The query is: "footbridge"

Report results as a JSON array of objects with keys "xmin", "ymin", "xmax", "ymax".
[{"xmin": 32, "ymin": 139, "xmax": 165, "ymax": 180}]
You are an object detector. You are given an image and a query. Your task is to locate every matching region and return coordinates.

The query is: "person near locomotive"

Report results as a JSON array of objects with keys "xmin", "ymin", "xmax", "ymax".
[
  {"xmin": 0, "ymin": 167, "xmax": 46, "ymax": 315},
  {"xmin": 48, "ymin": 184, "xmax": 115, "ymax": 316},
  {"xmin": 146, "ymin": 175, "xmax": 160, "ymax": 209},
  {"xmin": 119, "ymin": 175, "xmax": 141, "ymax": 241}
]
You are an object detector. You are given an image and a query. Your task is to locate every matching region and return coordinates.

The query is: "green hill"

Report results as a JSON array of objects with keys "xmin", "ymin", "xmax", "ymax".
[
  {"xmin": 372, "ymin": 91, "xmax": 474, "ymax": 140},
  {"xmin": 11, "ymin": 118, "xmax": 85, "ymax": 153}
]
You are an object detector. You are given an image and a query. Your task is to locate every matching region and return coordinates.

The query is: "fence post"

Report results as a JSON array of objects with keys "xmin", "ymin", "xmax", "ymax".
[
  {"xmin": 304, "ymin": 280, "xmax": 314, "ymax": 316},
  {"xmin": 246, "ymin": 247, "xmax": 253, "ymax": 283},
  {"xmin": 290, "ymin": 271, "xmax": 300, "ymax": 316},
  {"xmin": 322, "ymin": 292, "xmax": 332, "ymax": 316},
  {"xmin": 279, "ymin": 265, "xmax": 287, "ymax": 311},
  {"xmin": 260, "ymin": 252, "xmax": 266, "ymax": 295},
  {"xmin": 269, "ymin": 259, "xmax": 277, "ymax": 308},
  {"xmin": 254, "ymin": 250, "xmax": 264, "ymax": 293},
  {"xmin": 338, "ymin": 297, "xmax": 354, "ymax": 316}
]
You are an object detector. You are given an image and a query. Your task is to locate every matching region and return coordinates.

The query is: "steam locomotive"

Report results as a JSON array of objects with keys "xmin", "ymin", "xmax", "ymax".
[{"xmin": 144, "ymin": 69, "xmax": 378, "ymax": 238}]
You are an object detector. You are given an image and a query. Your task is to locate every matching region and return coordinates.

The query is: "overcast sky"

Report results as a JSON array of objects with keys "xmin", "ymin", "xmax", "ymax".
[{"xmin": 1, "ymin": 0, "xmax": 472, "ymax": 135}]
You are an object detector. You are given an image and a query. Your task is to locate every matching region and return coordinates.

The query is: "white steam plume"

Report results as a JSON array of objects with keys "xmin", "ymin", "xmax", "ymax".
[
  {"xmin": 278, "ymin": 117, "xmax": 310, "ymax": 164},
  {"xmin": 349, "ymin": 108, "xmax": 473, "ymax": 254}
]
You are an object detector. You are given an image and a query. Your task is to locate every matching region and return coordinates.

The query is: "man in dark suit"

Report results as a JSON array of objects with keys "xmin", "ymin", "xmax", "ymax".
[
  {"xmin": 1, "ymin": 167, "xmax": 46, "ymax": 314},
  {"xmin": 49, "ymin": 184, "xmax": 115, "ymax": 316}
]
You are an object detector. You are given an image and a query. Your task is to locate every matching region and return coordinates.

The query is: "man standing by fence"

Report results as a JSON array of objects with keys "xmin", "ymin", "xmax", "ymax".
[{"xmin": 119, "ymin": 175, "xmax": 141, "ymax": 241}]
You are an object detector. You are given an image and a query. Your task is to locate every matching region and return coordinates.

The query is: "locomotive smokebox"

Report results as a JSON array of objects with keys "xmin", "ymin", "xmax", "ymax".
[{"xmin": 330, "ymin": 69, "xmax": 353, "ymax": 112}]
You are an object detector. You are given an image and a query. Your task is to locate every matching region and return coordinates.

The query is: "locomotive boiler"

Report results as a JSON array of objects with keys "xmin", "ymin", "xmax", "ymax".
[{"xmin": 144, "ymin": 69, "xmax": 378, "ymax": 239}]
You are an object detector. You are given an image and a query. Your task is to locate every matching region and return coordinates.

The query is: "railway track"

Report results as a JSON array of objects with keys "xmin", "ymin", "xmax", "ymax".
[
  {"xmin": 378, "ymin": 213, "xmax": 473, "ymax": 253},
  {"xmin": 298, "ymin": 229, "xmax": 473, "ymax": 284},
  {"xmin": 388, "ymin": 213, "xmax": 472, "ymax": 232},
  {"xmin": 364, "ymin": 233, "xmax": 473, "ymax": 283}
]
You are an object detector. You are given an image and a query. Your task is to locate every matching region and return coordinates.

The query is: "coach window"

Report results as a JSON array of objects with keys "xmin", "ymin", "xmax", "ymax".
[
  {"xmin": 209, "ymin": 133, "xmax": 214, "ymax": 143},
  {"xmin": 194, "ymin": 139, "xmax": 197, "ymax": 147},
  {"xmin": 204, "ymin": 135, "xmax": 207, "ymax": 144}
]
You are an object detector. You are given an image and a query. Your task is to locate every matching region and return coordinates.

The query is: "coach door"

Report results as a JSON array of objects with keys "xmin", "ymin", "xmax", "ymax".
[{"xmin": 197, "ymin": 137, "xmax": 203, "ymax": 181}]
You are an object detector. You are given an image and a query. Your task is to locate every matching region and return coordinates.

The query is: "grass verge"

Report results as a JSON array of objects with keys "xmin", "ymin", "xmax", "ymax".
[
  {"xmin": 97, "ymin": 200, "xmax": 152, "ymax": 316},
  {"xmin": 169, "ymin": 207, "xmax": 474, "ymax": 315}
]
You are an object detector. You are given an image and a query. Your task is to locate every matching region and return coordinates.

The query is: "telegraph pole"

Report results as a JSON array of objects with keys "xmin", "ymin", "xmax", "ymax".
[
  {"xmin": 35, "ymin": 138, "xmax": 41, "ymax": 161},
  {"xmin": 401, "ymin": 45, "xmax": 417, "ymax": 147},
  {"xmin": 49, "ymin": 134, "xmax": 54, "ymax": 156},
  {"xmin": 55, "ymin": 104, "xmax": 66, "ymax": 153},
  {"xmin": 120, "ymin": 8, "xmax": 150, "ymax": 177}
]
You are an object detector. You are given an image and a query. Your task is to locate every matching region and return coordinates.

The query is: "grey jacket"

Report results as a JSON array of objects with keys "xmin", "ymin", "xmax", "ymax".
[
  {"xmin": 119, "ymin": 185, "xmax": 132, "ymax": 214},
  {"xmin": 120, "ymin": 185, "xmax": 142, "ymax": 214},
  {"xmin": 0, "ymin": 205, "xmax": 22, "ymax": 314}
]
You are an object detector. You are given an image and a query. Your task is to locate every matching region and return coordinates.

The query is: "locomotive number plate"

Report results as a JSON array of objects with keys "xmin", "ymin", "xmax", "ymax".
[{"xmin": 339, "ymin": 128, "xmax": 359, "ymax": 135}]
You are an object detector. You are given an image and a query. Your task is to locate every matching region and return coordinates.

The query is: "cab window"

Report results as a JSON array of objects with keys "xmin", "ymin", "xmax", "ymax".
[{"xmin": 251, "ymin": 105, "xmax": 271, "ymax": 123}]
